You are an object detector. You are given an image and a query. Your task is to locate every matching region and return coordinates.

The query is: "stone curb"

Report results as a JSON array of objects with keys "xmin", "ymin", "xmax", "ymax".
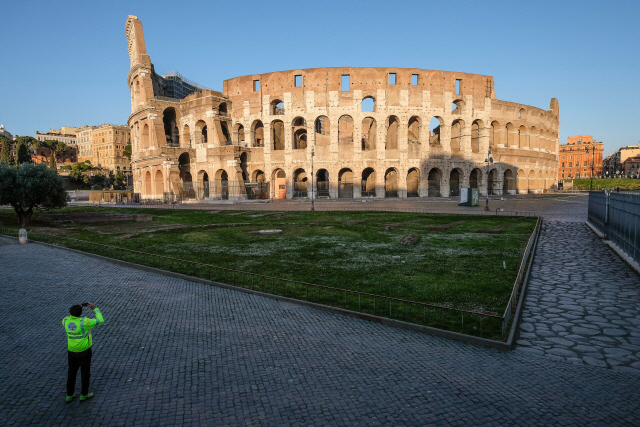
[
  {"xmin": 585, "ymin": 221, "xmax": 640, "ymax": 277},
  {"xmin": 10, "ymin": 236, "xmax": 517, "ymax": 351}
]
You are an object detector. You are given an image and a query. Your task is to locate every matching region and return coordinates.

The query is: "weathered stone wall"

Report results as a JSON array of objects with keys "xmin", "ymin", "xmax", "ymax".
[{"xmin": 126, "ymin": 16, "xmax": 560, "ymax": 200}]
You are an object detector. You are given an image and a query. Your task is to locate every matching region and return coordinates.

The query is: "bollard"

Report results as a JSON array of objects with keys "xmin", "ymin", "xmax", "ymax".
[{"xmin": 19, "ymin": 229, "xmax": 28, "ymax": 244}]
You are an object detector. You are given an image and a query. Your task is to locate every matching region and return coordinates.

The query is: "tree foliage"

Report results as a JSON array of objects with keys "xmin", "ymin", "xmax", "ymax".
[
  {"xmin": 123, "ymin": 144, "xmax": 132, "ymax": 160},
  {"xmin": 0, "ymin": 135, "xmax": 14, "ymax": 166},
  {"xmin": 16, "ymin": 142, "xmax": 31, "ymax": 165},
  {"xmin": 49, "ymin": 152, "xmax": 56, "ymax": 170},
  {"xmin": 0, "ymin": 163, "xmax": 68, "ymax": 226}
]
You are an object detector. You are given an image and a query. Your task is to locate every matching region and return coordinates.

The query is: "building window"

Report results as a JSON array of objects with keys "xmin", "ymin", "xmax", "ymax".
[
  {"xmin": 295, "ymin": 75, "xmax": 302, "ymax": 87},
  {"xmin": 253, "ymin": 80, "xmax": 260, "ymax": 91},
  {"xmin": 388, "ymin": 73, "xmax": 396, "ymax": 85},
  {"xmin": 569, "ymin": 162, "xmax": 572, "ymax": 167},
  {"xmin": 341, "ymin": 75, "xmax": 350, "ymax": 92},
  {"xmin": 412, "ymin": 74, "xmax": 418, "ymax": 85}
]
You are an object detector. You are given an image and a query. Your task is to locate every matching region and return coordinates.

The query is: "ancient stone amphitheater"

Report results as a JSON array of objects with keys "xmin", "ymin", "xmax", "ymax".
[{"xmin": 126, "ymin": 16, "xmax": 559, "ymax": 202}]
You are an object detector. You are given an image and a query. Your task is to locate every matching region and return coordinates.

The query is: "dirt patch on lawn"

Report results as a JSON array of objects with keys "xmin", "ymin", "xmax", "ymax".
[
  {"xmin": 424, "ymin": 221, "xmax": 466, "ymax": 232},
  {"xmin": 399, "ymin": 233, "xmax": 421, "ymax": 246},
  {"xmin": 29, "ymin": 227, "xmax": 79, "ymax": 235},
  {"xmin": 343, "ymin": 220, "xmax": 364, "ymax": 226}
]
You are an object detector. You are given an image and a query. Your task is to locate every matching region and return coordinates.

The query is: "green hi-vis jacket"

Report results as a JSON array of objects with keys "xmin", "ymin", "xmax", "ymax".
[{"xmin": 62, "ymin": 308, "xmax": 104, "ymax": 352}]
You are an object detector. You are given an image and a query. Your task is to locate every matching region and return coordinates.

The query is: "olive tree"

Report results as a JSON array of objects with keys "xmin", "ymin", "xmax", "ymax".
[{"xmin": 0, "ymin": 163, "xmax": 68, "ymax": 226}]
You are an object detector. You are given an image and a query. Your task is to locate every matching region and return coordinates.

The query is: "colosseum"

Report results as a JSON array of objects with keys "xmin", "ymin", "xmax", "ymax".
[{"xmin": 126, "ymin": 16, "xmax": 559, "ymax": 202}]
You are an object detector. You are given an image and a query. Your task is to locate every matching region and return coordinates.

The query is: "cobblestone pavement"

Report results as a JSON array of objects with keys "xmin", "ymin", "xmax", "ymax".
[
  {"xmin": 516, "ymin": 221, "xmax": 640, "ymax": 375},
  {"xmin": 1, "ymin": 240, "xmax": 639, "ymax": 426}
]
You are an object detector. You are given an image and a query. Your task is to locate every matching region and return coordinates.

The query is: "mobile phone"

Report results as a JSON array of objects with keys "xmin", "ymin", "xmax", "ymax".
[{"xmin": 81, "ymin": 302, "xmax": 89, "ymax": 307}]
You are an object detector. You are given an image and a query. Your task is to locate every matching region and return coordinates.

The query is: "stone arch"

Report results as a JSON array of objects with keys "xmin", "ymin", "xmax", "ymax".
[
  {"xmin": 338, "ymin": 168, "xmax": 354, "ymax": 198},
  {"xmin": 408, "ymin": 116, "xmax": 421, "ymax": 144},
  {"xmin": 452, "ymin": 99, "xmax": 464, "ymax": 114},
  {"xmin": 292, "ymin": 117, "xmax": 307, "ymax": 150},
  {"xmin": 235, "ymin": 124, "xmax": 245, "ymax": 146},
  {"xmin": 361, "ymin": 167, "xmax": 376, "ymax": 197},
  {"xmin": 451, "ymin": 119, "xmax": 464, "ymax": 153},
  {"xmin": 252, "ymin": 169, "xmax": 265, "ymax": 183},
  {"xmin": 471, "ymin": 120, "xmax": 482, "ymax": 153},
  {"xmin": 195, "ymin": 120, "xmax": 207, "ymax": 144},
  {"xmin": 218, "ymin": 102, "xmax": 228, "ymax": 115},
  {"xmin": 407, "ymin": 168, "xmax": 420, "ymax": 197},
  {"xmin": 141, "ymin": 123, "xmax": 150, "ymax": 149},
  {"xmin": 271, "ymin": 99, "xmax": 284, "ymax": 115},
  {"xmin": 315, "ymin": 116, "xmax": 330, "ymax": 146},
  {"xmin": 384, "ymin": 168, "xmax": 399, "ymax": 197},
  {"xmin": 338, "ymin": 115, "xmax": 354, "ymax": 145},
  {"xmin": 528, "ymin": 170, "xmax": 536, "ymax": 193},
  {"xmin": 530, "ymin": 126, "xmax": 538, "ymax": 150},
  {"xmin": 449, "ymin": 168, "xmax": 462, "ymax": 197},
  {"xmin": 429, "ymin": 117, "xmax": 443, "ymax": 146},
  {"xmin": 490, "ymin": 121, "xmax": 500, "ymax": 147},
  {"xmin": 154, "ymin": 170, "xmax": 163, "ymax": 198},
  {"xmin": 272, "ymin": 168, "xmax": 287, "ymax": 199},
  {"xmin": 361, "ymin": 117, "xmax": 376, "ymax": 151},
  {"xmin": 293, "ymin": 168, "xmax": 308, "ymax": 197},
  {"xmin": 518, "ymin": 125, "xmax": 526, "ymax": 149},
  {"xmin": 220, "ymin": 121, "xmax": 231, "ymax": 145},
  {"xmin": 518, "ymin": 108, "xmax": 526, "ymax": 119},
  {"xmin": 427, "ymin": 168, "xmax": 442, "ymax": 197},
  {"xmin": 251, "ymin": 120, "xmax": 264, "ymax": 147},
  {"xmin": 503, "ymin": 169, "xmax": 515, "ymax": 194},
  {"xmin": 163, "ymin": 107, "xmax": 180, "ymax": 147},
  {"xmin": 361, "ymin": 96, "xmax": 375, "ymax": 113},
  {"xmin": 271, "ymin": 120, "xmax": 285, "ymax": 150},
  {"xmin": 215, "ymin": 169, "xmax": 229, "ymax": 200},
  {"xmin": 385, "ymin": 116, "xmax": 399, "ymax": 150},
  {"xmin": 470, "ymin": 168, "xmax": 482, "ymax": 188},
  {"xmin": 240, "ymin": 152, "xmax": 249, "ymax": 182},
  {"xmin": 316, "ymin": 168, "xmax": 329, "ymax": 197}
]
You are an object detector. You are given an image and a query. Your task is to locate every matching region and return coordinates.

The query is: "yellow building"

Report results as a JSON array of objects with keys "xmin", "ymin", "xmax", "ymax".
[
  {"xmin": 76, "ymin": 125, "xmax": 96, "ymax": 163},
  {"xmin": 91, "ymin": 124, "xmax": 131, "ymax": 172}
]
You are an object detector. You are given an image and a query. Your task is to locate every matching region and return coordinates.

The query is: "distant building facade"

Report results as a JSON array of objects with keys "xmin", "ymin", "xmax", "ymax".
[
  {"xmin": 622, "ymin": 156, "xmax": 640, "ymax": 177},
  {"xmin": 0, "ymin": 125, "xmax": 13, "ymax": 140},
  {"xmin": 91, "ymin": 124, "xmax": 131, "ymax": 172},
  {"xmin": 602, "ymin": 144, "xmax": 640, "ymax": 177},
  {"xmin": 32, "ymin": 146, "xmax": 77, "ymax": 167},
  {"xmin": 76, "ymin": 125, "xmax": 97, "ymax": 163},
  {"xmin": 36, "ymin": 126, "xmax": 80, "ymax": 146},
  {"xmin": 558, "ymin": 135, "xmax": 602, "ymax": 179}
]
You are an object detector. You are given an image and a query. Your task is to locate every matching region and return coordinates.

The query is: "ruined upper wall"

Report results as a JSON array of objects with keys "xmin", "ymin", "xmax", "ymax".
[{"xmin": 223, "ymin": 67, "xmax": 495, "ymax": 114}]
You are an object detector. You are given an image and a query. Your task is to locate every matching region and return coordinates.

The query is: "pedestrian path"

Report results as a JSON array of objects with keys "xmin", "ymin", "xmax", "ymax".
[
  {"xmin": 0, "ymin": 241, "xmax": 639, "ymax": 425},
  {"xmin": 516, "ymin": 221, "xmax": 640, "ymax": 374}
]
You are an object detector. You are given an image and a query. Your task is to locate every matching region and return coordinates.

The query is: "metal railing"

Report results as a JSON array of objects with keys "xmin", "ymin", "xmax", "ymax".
[
  {"xmin": 587, "ymin": 191, "xmax": 608, "ymax": 233},
  {"xmin": 0, "ymin": 220, "xmax": 541, "ymax": 341}
]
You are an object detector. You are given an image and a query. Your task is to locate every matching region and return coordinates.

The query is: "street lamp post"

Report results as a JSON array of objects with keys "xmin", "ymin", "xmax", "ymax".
[
  {"xmin": 586, "ymin": 146, "xmax": 595, "ymax": 191},
  {"xmin": 311, "ymin": 146, "xmax": 315, "ymax": 211},
  {"xmin": 484, "ymin": 148, "xmax": 493, "ymax": 211}
]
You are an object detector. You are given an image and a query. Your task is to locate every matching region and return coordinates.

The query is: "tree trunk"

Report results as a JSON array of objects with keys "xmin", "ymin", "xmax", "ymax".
[{"xmin": 14, "ymin": 207, "xmax": 32, "ymax": 227}]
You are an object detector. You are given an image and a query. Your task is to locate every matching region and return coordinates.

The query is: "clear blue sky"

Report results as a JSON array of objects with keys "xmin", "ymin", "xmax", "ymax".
[{"xmin": 1, "ymin": 0, "xmax": 638, "ymax": 156}]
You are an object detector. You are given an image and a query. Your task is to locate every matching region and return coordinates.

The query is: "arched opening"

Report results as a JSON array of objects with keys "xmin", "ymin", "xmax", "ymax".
[
  {"xmin": 529, "ymin": 126, "xmax": 537, "ymax": 150},
  {"xmin": 384, "ymin": 168, "xmax": 398, "ymax": 198},
  {"xmin": 490, "ymin": 121, "xmax": 500, "ymax": 147},
  {"xmin": 361, "ymin": 117, "xmax": 376, "ymax": 150},
  {"xmin": 361, "ymin": 96, "xmax": 375, "ymax": 112},
  {"xmin": 449, "ymin": 169, "xmax": 461, "ymax": 197},
  {"xmin": 488, "ymin": 168, "xmax": 498, "ymax": 195},
  {"xmin": 195, "ymin": 120, "xmax": 207, "ymax": 144},
  {"xmin": 141, "ymin": 124, "xmax": 150, "ymax": 149},
  {"xmin": 154, "ymin": 170, "xmax": 164, "ymax": 199},
  {"xmin": 518, "ymin": 125, "xmax": 526, "ymax": 149},
  {"xmin": 384, "ymin": 116, "xmax": 399, "ymax": 150},
  {"xmin": 506, "ymin": 123, "xmax": 516, "ymax": 147},
  {"xmin": 236, "ymin": 124, "xmax": 245, "ymax": 146},
  {"xmin": 503, "ymin": 170, "xmax": 514, "ymax": 194},
  {"xmin": 273, "ymin": 169, "xmax": 286, "ymax": 199},
  {"xmin": 215, "ymin": 169, "xmax": 229, "ymax": 200},
  {"xmin": 163, "ymin": 107, "xmax": 180, "ymax": 147},
  {"xmin": 182, "ymin": 124, "xmax": 191, "ymax": 147},
  {"xmin": 316, "ymin": 169, "xmax": 329, "ymax": 197},
  {"xmin": 470, "ymin": 168, "xmax": 482, "ymax": 188},
  {"xmin": 314, "ymin": 116, "xmax": 330, "ymax": 146},
  {"xmin": 451, "ymin": 99, "xmax": 464, "ymax": 114},
  {"xmin": 248, "ymin": 169, "xmax": 267, "ymax": 199},
  {"xmin": 517, "ymin": 170, "xmax": 526, "ymax": 193},
  {"xmin": 293, "ymin": 168, "xmax": 308, "ymax": 198},
  {"xmin": 338, "ymin": 115, "xmax": 354, "ymax": 144},
  {"xmin": 178, "ymin": 153, "xmax": 194, "ymax": 199},
  {"xmin": 271, "ymin": 120, "xmax": 285, "ymax": 150},
  {"xmin": 251, "ymin": 120, "xmax": 264, "ymax": 147},
  {"xmin": 428, "ymin": 168, "xmax": 441, "ymax": 197},
  {"xmin": 451, "ymin": 119, "xmax": 464, "ymax": 153},
  {"xmin": 252, "ymin": 170, "xmax": 265, "ymax": 183},
  {"xmin": 407, "ymin": 168, "xmax": 420, "ymax": 197},
  {"xmin": 218, "ymin": 102, "xmax": 228, "ymax": 115},
  {"xmin": 292, "ymin": 117, "xmax": 307, "ymax": 150},
  {"xmin": 518, "ymin": 108, "xmax": 526, "ymax": 119},
  {"xmin": 361, "ymin": 168, "xmax": 376, "ymax": 197},
  {"xmin": 528, "ymin": 170, "xmax": 536, "ymax": 194},
  {"xmin": 429, "ymin": 117, "xmax": 442, "ymax": 146},
  {"xmin": 338, "ymin": 168, "xmax": 353, "ymax": 198},
  {"xmin": 144, "ymin": 171, "xmax": 152, "ymax": 197},
  {"xmin": 471, "ymin": 120, "xmax": 482, "ymax": 153},
  {"xmin": 271, "ymin": 99, "xmax": 284, "ymax": 115},
  {"xmin": 197, "ymin": 170, "xmax": 210, "ymax": 199},
  {"xmin": 220, "ymin": 122, "xmax": 231, "ymax": 145}
]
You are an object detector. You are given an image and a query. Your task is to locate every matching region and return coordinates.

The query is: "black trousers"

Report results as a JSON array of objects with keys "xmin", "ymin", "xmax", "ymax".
[{"xmin": 67, "ymin": 347, "xmax": 92, "ymax": 396}]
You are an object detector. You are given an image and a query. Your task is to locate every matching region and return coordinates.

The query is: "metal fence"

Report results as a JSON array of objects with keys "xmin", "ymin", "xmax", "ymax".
[
  {"xmin": 0, "ymin": 218, "xmax": 542, "ymax": 341},
  {"xmin": 588, "ymin": 191, "xmax": 640, "ymax": 265}
]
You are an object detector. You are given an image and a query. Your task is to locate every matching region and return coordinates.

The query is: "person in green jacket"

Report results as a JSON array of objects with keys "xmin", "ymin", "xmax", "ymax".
[{"xmin": 62, "ymin": 302, "xmax": 104, "ymax": 402}]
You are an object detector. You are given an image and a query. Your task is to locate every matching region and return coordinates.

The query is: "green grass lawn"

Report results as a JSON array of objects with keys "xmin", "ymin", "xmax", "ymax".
[
  {"xmin": 570, "ymin": 178, "xmax": 640, "ymax": 190},
  {"xmin": 0, "ymin": 207, "xmax": 536, "ymax": 319}
]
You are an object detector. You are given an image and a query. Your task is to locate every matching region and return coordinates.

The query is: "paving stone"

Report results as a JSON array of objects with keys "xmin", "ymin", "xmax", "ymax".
[
  {"xmin": 582, "ymin": 356, "xmax": 608, "ymax": 367},
  {"xmin": 546, "ymin": 348, "xmax": 578, "ymax": 358}
]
